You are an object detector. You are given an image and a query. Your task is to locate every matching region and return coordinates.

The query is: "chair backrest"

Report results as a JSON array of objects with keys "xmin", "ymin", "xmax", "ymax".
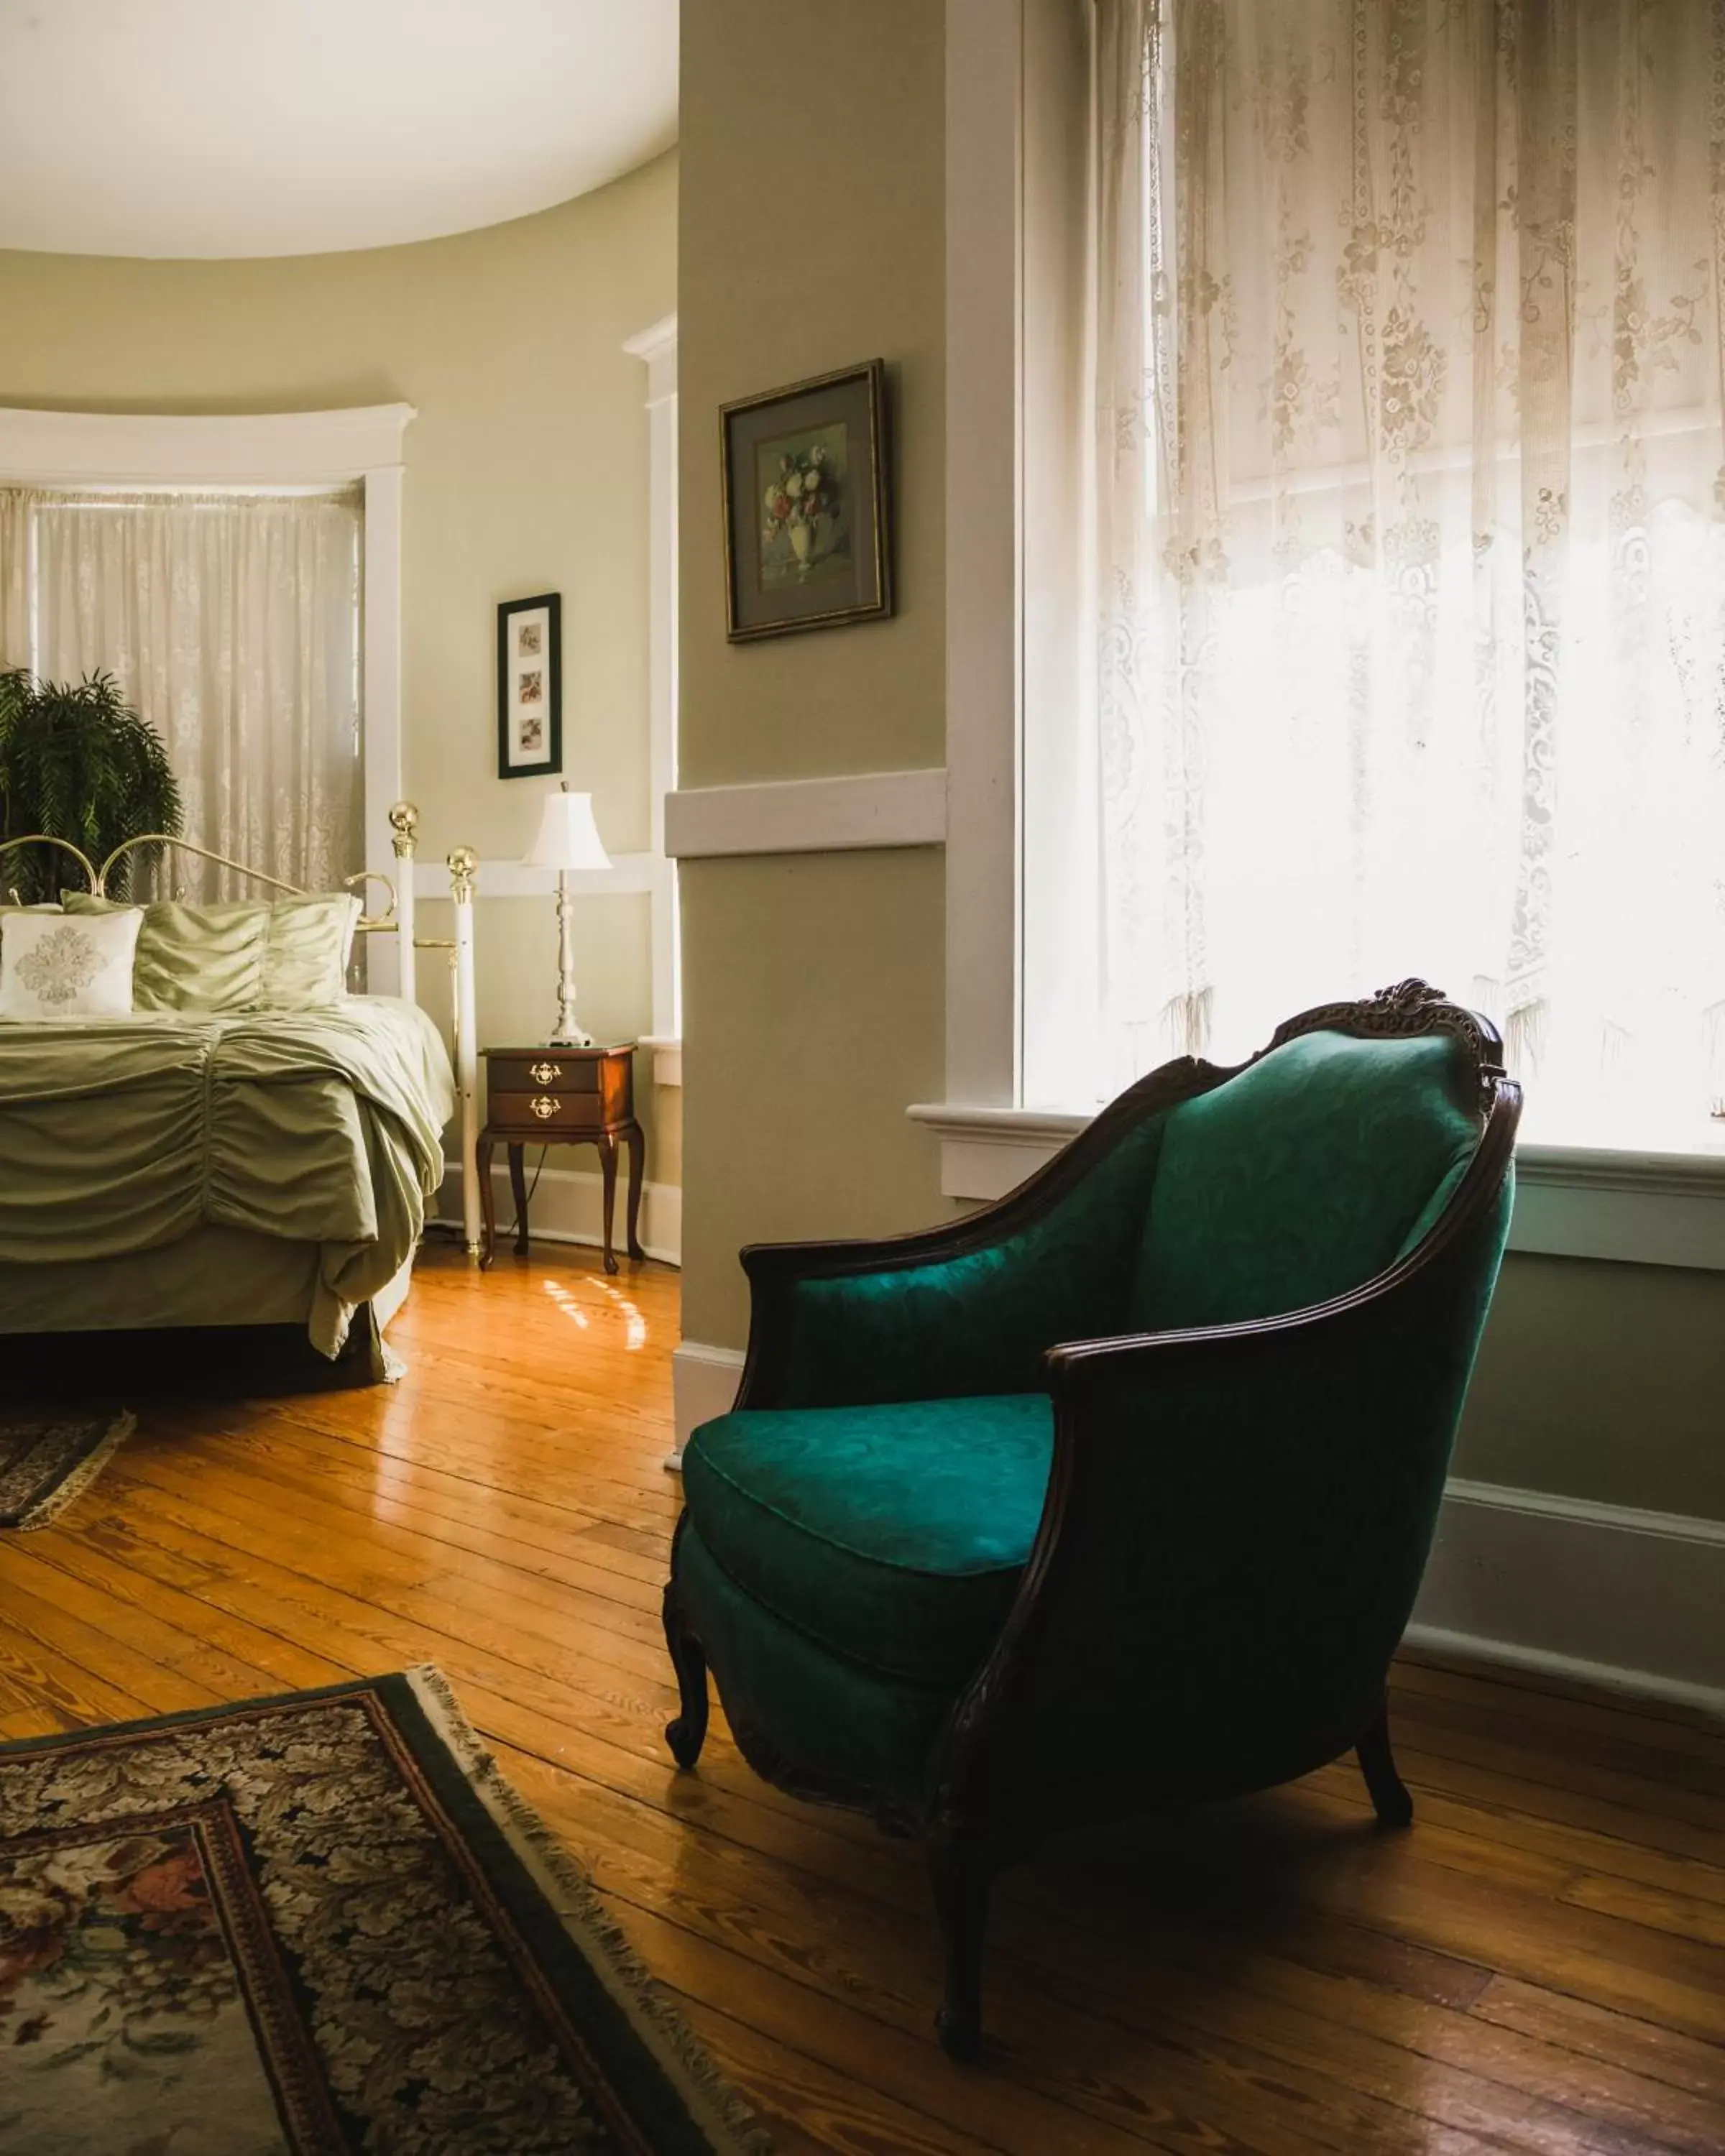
[{"xmin": 1127, "ymin": 1028, "xmax": 1484, "ymax": 1333}]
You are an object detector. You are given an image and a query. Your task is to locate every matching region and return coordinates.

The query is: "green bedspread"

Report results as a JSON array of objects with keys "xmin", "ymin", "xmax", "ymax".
[{"xmin": 0, "ymin": 997, "xmax": 454, "ymax": 1357}]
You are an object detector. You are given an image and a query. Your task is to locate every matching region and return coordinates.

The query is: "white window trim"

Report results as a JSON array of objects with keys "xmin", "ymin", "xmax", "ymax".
[
  {"xmin": 0, "ymin": 401, "xmax": 415, "ymax": 991},
  {"xmin": 923, "ymin": 3, "xmax": 1725, "ymax": 1273},
  {"xmin": 906, "ymin": 1102, "xmax": 1725, "ymax": 1271},
  {"xmin": 944, "ymin": 0, "xmax": 1024, "ymax": 1116},
  {"xmin": 624, "ymin": 312, "xmax": 681, "ymax": 1076}
]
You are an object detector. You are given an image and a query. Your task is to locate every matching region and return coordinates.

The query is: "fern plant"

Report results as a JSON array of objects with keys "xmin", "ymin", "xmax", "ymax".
[{"xmin": 0, "ymin": 671, "xmax": 183, "ymax": 903}]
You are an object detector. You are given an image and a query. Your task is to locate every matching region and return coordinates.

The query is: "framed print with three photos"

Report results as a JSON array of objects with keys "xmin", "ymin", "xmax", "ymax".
[
  {"xmin": 497, "ymin": 593, "xmax": 562, "ymax": 779},
  {"xmin": 721, "ymin": 359, "xmax": 893, "ymax": 641}
]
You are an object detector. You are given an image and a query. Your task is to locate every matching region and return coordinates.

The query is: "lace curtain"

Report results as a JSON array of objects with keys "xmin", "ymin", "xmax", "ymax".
[
  {"xmin": 0, "ymin": 487, "xmax": 363, "ymax": 900},
  {"xmin": 1095, "ymin": 0, "xmax": 1725, "ymax": 1140},
  {"xmin": 0, "ymin": 489, "xmax": 28, "ymax": 672}
]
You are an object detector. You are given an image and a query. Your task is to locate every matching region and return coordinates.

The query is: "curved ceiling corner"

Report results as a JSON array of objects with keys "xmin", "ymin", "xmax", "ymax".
[{"xmin": 0, "ymin": 0, "xmax": 678, "ymax": 260}]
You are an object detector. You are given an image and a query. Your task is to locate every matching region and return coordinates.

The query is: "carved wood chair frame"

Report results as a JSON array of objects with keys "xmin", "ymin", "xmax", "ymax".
[{"xmin": 661, "ymin": 979, "xmax": 1524, "ymax": 2058}]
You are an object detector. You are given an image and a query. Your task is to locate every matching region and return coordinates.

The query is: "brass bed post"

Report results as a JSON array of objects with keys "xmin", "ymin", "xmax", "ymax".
[
  {"xmin": 390, "ymin": 801, "xmax": 419, "ymax": 1003},
  {"xmin": 447, "ymin": 847, "xmax": 482, "ymax": 1258}
]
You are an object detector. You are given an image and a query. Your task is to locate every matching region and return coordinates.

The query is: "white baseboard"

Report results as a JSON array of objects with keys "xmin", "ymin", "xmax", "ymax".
[
  {"xmin": 1410, "ymin": 1478, "xmax": 1725, "ymax": 1715},
  {"xmin": 436, "ymin": 1159, "xmax": 681, "ymax": 1268},
  {"xmin": 668, "ymin": 1340, "xmax": 746, "ymax": 1471}
]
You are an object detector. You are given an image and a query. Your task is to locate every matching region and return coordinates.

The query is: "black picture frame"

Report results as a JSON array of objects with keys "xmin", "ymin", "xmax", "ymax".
[
  {"xmin": 720, "ymin": 359, "xmax": 893, "ymax": 641},
  {"xmin": 497, "ymin": 592, "xmax": 563, "ymax": 780}
]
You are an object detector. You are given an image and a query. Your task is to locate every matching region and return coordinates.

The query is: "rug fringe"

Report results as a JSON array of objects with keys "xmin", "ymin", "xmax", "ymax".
[
  {"xmin": 404, "ymin": 1664, "xmax": 773, "ymax": 2156},
  {"xmin": 15, "ymin": 1411, "xmax": 136, "ymax": 1531}
]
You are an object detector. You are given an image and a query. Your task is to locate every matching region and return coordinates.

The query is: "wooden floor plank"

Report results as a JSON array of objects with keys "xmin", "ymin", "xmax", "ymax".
[{"xmin": 1, "ymin": 1245, "xmax": 1720, "ymax": 2156}]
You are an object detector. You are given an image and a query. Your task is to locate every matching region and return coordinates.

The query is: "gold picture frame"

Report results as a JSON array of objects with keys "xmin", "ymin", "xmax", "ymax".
[{"xmin": 720, "ymin": 359, "xmax": 893, "ymax": 641}]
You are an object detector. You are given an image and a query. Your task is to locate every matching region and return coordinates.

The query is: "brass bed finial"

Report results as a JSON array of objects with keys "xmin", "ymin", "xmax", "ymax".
[
  {"xmin": 446, "ymin": 846, "xmax": 479, "ymax": 903},
  {"xmin": 388, "ymin": 801, "xmax": 420, "ymax": 857}
]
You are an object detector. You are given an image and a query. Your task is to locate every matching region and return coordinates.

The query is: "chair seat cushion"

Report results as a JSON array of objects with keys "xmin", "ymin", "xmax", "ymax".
[{"xmin": 681, "ymin": 1393, "xmax": 1054, "ymax": 1687}]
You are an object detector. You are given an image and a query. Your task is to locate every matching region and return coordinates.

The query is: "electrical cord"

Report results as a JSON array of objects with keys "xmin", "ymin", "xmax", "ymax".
[
  {"xmin": 505, "ymin": 1146, "xmax": 549, "ymax": 1245},
  {"xmin": 423, "ymin": 1146, "xmax": 548, "ymax": 1249}
]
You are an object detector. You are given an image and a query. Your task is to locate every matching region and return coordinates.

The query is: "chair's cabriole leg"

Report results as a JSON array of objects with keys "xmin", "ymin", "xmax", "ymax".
[
  {"xmin": 662, "ymin": 1575, "xmax": 709, "ymax": 1770},
  {"xmin": 1356, "ymin": 1695, "xmax": 1414, "ymax": 1827},
  {"xmin": 926, "ymin": 1815, "xmax": 995, "ymax": 2060}
]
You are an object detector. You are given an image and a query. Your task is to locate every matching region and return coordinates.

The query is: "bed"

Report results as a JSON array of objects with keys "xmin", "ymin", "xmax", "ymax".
[{"xmin": 0, "ymin": 806, "xmax": 481, "ymax": 1378}]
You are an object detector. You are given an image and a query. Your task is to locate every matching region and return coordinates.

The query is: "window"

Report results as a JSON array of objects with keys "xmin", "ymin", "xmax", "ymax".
[
  {"xmin": 1, "ymin": 482, "xmax": 364, "ymax": 899},
  {"xmin": 1025, "ymin": 0, "xmax": 1725, "ymax": 1153}
]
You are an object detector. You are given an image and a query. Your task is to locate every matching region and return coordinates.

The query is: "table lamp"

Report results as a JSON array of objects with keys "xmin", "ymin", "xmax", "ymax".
[{"xmin": 523, "ymin": 782, "xmax": 611, "ymax": 1045}]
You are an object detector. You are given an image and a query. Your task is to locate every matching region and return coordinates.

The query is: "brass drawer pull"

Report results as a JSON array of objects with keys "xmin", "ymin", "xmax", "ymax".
[
  {"xmin": 529, "ymin": 1095, "xmax": 561, "ymax": 1122},
  {"xmin": 529, "ymin": 1060, "xmax": 562, "ymax": 1084}
]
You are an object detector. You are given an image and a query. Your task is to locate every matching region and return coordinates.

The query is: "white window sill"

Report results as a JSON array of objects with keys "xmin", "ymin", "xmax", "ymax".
[
  {"xmin": 906, "ymin": 1103, "xmax": 1725, "ymax": 1271},
  {"xmin": 640, "ymin": 1036, "xmax": 682, "ymax": 1087}
]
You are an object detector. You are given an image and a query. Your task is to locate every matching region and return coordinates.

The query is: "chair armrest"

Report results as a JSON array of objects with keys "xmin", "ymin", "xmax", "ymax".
[
  {"xmin": 733, "ymin": 1062, "xmax": 1201, "ymax": 1411},
  {"xmin": 933, "ymin": 1102, "xmax": 1517, "ymax": 1830},
  {"xmin": 735, "ymin": 1225, "xmax": 1054, "ymax": 1411}
]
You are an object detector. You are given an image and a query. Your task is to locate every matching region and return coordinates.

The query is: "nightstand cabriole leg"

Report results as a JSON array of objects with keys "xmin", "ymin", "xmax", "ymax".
[
  {"xmin": 475, "ymin": 1139, "xmax": 497, "ymax": 1271},
  {"xmin": 508, "ymin": 1144, "xmax": 530, "ymax": 1258},
  {"xmin": 625, "ymin": 1120, "xmax": 645, "ymax": 1261},
  {"xmin": 598, "ymin": 1135, "xmax": 620, "ymax": 1276}
]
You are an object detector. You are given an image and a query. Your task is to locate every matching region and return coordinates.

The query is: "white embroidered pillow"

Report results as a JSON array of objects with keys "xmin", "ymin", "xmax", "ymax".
[{"xmin": 0, "ymin": 907, "xmax": 142, "ymax": 1021}]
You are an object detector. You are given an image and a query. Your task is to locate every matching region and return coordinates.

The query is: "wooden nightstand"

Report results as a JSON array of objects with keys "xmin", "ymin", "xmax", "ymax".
[{"xmin": 476, "ymin": 1044, "xmax": 645, "ymax": 1275}]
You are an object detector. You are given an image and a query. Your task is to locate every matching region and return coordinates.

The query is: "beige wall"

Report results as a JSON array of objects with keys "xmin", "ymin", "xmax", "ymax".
[
  {"xmin": 678, "ymin": 1, "xmax": 948, "ymax": 1344},
  {"xmin": 0, "ymin": 152, "xmax": 681, "ymax": 1182},
  {"xmin": 679, "ymin": 852, "xmax": 944, "ymax": 1343},
  {"xmin": 1460, "ymin": 1256, "xmax": 1725, "ymax": 1521},
  {"xmin": 676, "ymin": 1, "xmax": 1725, "ymax": 1530}
]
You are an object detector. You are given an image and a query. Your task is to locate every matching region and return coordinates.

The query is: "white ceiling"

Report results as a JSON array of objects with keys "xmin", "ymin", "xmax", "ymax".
[{"xmin": 0, "ymin": 0, "xmax": 678, "ymax": 259}]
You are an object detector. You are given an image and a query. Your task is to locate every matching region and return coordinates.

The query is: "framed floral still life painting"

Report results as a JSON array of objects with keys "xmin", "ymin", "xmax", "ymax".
[
  {"xmin": 497, "ymin": 592, "xmax": 562, "ymax": 779},
  {"xmin": 721, "ymin": 359, "xmax": 893, "ymax": 641}
]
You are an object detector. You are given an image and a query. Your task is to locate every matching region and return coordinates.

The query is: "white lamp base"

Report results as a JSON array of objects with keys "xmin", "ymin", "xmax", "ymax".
[{"xmin": 548, "ymin": 874, "xmax": 592, "ymax": 1048}]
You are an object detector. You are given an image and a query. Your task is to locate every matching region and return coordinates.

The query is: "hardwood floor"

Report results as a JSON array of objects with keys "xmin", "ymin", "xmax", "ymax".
[{"xmin": 2, "ymin": 1242, "xmax": 1722, "ymax": 2155}]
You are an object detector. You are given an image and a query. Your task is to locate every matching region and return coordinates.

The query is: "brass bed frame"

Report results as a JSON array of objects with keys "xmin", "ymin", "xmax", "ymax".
[{"xmin": 0, "ymin": 800, "xmax": 484, "ymax": 1255}]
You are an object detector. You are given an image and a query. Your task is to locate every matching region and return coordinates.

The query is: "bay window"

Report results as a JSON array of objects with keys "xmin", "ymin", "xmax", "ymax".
[
  {"xmin": 1, "ymin": 484, "xmax": 363, "ymax": 900},
  {"xmin": 1022, "ymin": 0, "xmax": 1725, "ymax": 1156}
]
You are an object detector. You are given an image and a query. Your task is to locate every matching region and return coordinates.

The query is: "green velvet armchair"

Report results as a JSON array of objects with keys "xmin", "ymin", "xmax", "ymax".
[{"xmin": 661, "ymin": 981, "xmax": 1521, "ymax": 2058}]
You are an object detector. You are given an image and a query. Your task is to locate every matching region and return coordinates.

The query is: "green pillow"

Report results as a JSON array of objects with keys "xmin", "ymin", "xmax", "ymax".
[
  {"xmin": 62, "ymin": 889, "xmax": 359, "ymax": 1011},
  {"xmin": 64, "ymin": 892, "xmax": 267, "ymax": 1012},
  {"xmin": 258, "ymin": 892, "xmax": 360, "ymax": 1008}
]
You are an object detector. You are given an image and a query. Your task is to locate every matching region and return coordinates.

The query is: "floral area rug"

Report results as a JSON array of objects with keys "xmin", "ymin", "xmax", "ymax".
[
  {"xmin": 0, "ymin": 1668, "xmax": 765, "ymax": 2155},
  {"xmin": 0, "ymin": 1411, "xmax": 134, "ymax": 1530}
]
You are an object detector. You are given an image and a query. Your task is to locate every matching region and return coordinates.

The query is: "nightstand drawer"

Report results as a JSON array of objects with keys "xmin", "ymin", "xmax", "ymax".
[
  {"xmin": 487, "ymin": 1054, "xmax": 600, "ymax": 1095},
  {"xmin": 485, "ymin": 1090, "xmax": 605, "ymax": 1134}
]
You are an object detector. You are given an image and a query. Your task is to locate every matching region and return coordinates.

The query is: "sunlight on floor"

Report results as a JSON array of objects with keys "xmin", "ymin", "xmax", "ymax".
[
  {"xmin": 540, "ymin": 1278, "xmax": 592, "ymax": 1330},
  {"xmin": 592, "ymin": 1276, "xmax": 648, "ymax": 1352},
  {"xmin": 538, "ymin": 1272, "xmax": 648, "ymax": 1350}
]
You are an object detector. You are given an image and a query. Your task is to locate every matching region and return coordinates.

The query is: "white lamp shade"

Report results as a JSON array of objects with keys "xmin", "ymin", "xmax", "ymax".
[{"xmin": 524, "ymin": 787, "xmax": 611, "ymax": 872}]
